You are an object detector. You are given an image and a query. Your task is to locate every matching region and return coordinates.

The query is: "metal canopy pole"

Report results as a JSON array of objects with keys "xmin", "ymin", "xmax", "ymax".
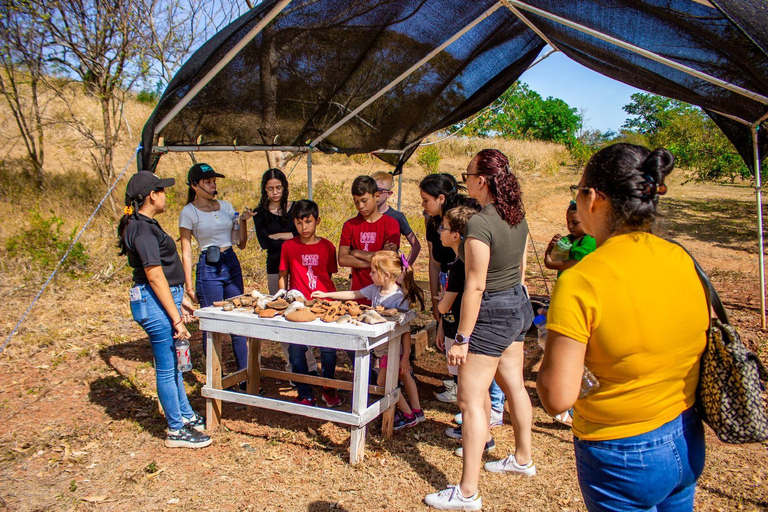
[
  {"xmin": 152, "ymin": 145, "xmax": 312, "ymax": 153},
  {"xmin": 309, "ymin": 1, "xmax": 505, "ymax": 148},
  {"xmin": 752, "ymin": 123, "xmax": 766, "ymax": 328},
  {"xmin": 397, "ymin": 172, "xmax": 403, "ymax": 211},
  {"xmin": 153, "ymin": 0, "xmax": 294, "ymax": 135},
  {"xmin": 307, "ymin": 150, "xmax": 313, "ymax": 200},
  {"xmin": 504, "ymin": 0, "xmax": 768, "ymax": 106}
]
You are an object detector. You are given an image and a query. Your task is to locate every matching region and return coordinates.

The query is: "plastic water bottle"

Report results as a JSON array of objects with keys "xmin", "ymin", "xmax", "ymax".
[
  {"xmin": 579, "ymin": 366, "xmax": 600, "ymax": 398},
  {"xmin": 231, "ymin": 212, "xmax": 240, "ymax": 246},
  {"xmin": 550, "ymin": 237, "xmax": 573, "ymax": 262},
  {"xmin": 175, "ymin": 338, "xmax": 192, "ymax": 372},
  {"xmin": 533, "ymin": 314, "xmax": 547, "ymax": 349}
]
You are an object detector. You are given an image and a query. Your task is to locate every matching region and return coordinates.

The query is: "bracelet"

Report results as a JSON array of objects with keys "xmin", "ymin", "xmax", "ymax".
[{"xmin": 173, "ymin": 319, "xmax": 184, "ymax": 326}]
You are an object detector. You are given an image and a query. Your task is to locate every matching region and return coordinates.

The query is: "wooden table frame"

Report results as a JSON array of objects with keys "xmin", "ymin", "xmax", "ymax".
[{"xmin": 195, "ymin": 307, "xmax": 415, "ymax": 464}]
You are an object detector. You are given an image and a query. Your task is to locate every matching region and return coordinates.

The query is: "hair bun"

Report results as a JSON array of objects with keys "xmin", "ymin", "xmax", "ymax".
[{"xmin": 642, "ymin": 148, "xmax": 675, "ymax": 179}]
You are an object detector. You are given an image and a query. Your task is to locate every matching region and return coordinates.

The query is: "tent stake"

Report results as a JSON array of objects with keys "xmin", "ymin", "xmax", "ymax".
[
  {"xmin": 752, "ymin": 124, "xmax": 766, "ymax": 328},
  {"xmin": 307, "ymin": 150, "xmax": 313, "ymax": 200}
]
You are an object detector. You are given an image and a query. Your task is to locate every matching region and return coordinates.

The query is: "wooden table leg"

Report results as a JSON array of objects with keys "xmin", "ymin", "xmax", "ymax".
[
  {"xmin": 205, "ymin": 332, "xmax": 222, "ymax": 430},
  {"xmin": 349, "ymin": 349, "xmax": 370, "ymax": 464},
  {"xmin": 381, "ymin": 334, "xmax": 402, "ymax": 438},
  {"xmin": 246, "ymin": 338, "xmax": 261, "ymax": 412}
]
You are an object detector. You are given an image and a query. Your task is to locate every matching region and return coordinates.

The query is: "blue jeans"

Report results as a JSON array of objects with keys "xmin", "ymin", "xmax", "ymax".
[
  {"xmin": 131, "ymin": 283, "xmax": 194, "ymax": 430},
  {"xmin": 489, "ymin": 379, "xmax": 505, "ymax": 413},
  {"xmin": 288, "ymin": 344, "xmax": 337, "ymax": 400},
  {"xmin": 574, "ymin": 408, "xmax": 705, "ymax": 512},
  {"xmin": 197, "ymin": 249, "xmax": 248, "ymax": 370}
]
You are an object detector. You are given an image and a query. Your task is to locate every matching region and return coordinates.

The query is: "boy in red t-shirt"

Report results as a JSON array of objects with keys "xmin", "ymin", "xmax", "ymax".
[
  {"xmin": 339, "ymin": 176, "xmax": 400, "ymax": 298},
  {"xmin": 278, "ymin": 200, "xmax": 342, "ymax": 407}
]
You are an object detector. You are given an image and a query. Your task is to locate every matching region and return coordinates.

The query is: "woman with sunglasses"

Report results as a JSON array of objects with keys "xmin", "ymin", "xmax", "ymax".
[
  {"xmin": 538, "ymin": 144, "xmax": 708, "ymax": 511},
  {"xmin": 120, "ymin": 171, "xmax": 211, "ymax": 448},
  {"xmin": 425, "ymin": 149, "xmax": 534, "ymax": 511}
]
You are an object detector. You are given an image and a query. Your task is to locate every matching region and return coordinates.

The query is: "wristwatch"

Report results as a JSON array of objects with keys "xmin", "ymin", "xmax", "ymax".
[{"xmin": 455, "ymin": 333, "xmax": 470, "ymax": 345}]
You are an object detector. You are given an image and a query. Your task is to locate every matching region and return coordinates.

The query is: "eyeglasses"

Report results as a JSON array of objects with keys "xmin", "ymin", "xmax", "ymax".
[
  {"xmin": 266, "ymin": 186, "xmax": 284, "ymax": 193},
  {"xmin": 461, "ymin": 172, "xmax": 479, "ymax": 183},
  {"xmin": 377, "ymin": 187, "xmax": 392, "ymax": 194},
  {"xmin": 570, "ymin": 185, "xmax": 594, "ymax": 200},
  {"xmin": 437, "ymin": 225, "xmax": 451, "ymax": 234}
]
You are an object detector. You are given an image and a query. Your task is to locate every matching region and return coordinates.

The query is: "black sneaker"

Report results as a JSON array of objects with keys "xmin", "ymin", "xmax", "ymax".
[
  {"xmin": 183, "ymin": 412, "xmax": 205, "ymax": 432},
  {"xmin": 165, "ymin": 425, "xmax": 212, "ymax": 448}
]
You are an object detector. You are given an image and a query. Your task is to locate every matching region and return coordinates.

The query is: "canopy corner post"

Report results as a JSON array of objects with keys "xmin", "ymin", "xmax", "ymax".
[
  {"xmin": 396, "ymin": 172, "xmax": 403, "ymax": 211},
  {"xmin": 752, "ymin": 123, "xmax": 766, "ymax": 329},
  {"xmin": 307, "ymin": 150, "xmax": 313, "ymax": 200}
]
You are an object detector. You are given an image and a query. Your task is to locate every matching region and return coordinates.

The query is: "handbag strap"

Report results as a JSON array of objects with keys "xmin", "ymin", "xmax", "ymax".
[{"xmin": 667, "ymin": 240, "xmax": 729, "ymax": 325}]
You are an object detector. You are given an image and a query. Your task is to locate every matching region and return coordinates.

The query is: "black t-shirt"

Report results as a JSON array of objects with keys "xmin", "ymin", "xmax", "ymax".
[
  {"xmin": 253, "ymin": 204, "xmax": 299, "ymax": 274},
  {"xmin": 124, "ymin": 215, "xmax": 185, "ymax": 286},
  {"xmin": 442, "ymin": 257, "xmax": 464, "ymax": 339},
  {"xmin": 426, "ymin": 218, "xmax": 456, "ymax": 273}
]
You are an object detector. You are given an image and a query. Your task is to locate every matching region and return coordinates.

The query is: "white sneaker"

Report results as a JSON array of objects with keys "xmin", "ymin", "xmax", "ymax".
[
  {"xmin": 435, "ymin": 381, "xmax": 458, "ymax": 403},
  {"xmin": 425, "ymin": 485, "xmax": 482, "ymax": 510},
  {"xmin": 443, "ymin": 378, "xmax": 456, "ymax": 388},
  {"xmin": 484, "ymin": 454, "xmax": 536, "ymax": 476},
  {"xmin": 453, "ymin": 410, "xmax": 502, "ymax": 428},
  {"xmin": 490, "ymin": 408, "xmax": 503, "ymax": 428}
]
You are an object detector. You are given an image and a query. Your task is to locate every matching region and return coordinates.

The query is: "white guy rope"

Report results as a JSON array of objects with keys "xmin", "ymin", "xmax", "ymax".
[{"xmin": 0, "ymin": 145, "xmax": 142, "ymax": 354}]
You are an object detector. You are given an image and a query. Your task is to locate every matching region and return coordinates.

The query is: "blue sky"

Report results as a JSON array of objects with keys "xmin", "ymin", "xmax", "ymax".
[{"xmin": 518, "ymin": 50, "xmax": 644, "ymax": 134}]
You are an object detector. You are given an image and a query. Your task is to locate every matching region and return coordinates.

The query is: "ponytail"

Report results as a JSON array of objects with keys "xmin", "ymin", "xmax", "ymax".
[
  {"xmin": 117, "ymin": 198, "xmax": 143, "ymax": 256},
  {"xmin": 370, "ymin": 251, "xmax": 425, "ymax": 311}
]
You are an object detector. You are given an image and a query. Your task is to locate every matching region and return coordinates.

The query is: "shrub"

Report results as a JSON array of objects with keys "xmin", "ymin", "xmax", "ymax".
[
  {"xmin": 6, "ymin": 210, "xmax": 89, "ymax": 273},
  {"xmin": 417, "ymin": 146, "xmax": 441, "ymax": 173}
]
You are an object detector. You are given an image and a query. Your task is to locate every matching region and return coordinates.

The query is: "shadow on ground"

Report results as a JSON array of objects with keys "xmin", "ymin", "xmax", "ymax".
[{"xmin": 658, "ymin": 196, "xmax": 768, "ymax": 253}]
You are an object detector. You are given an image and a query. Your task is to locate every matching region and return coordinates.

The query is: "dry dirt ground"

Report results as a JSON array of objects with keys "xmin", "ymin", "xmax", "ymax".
[{"xmin": 1, "ymin": 156, "xmax": 767, "ymax": 511}]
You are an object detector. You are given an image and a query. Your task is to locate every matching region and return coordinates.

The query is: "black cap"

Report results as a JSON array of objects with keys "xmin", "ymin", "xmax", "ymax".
[
  {"xmin": 125, "ymin": 171, "xmax": 175, "ymax": 205},
  {"xmin": 187, "ymin": 163, "xmax": 225, "ymax": 184}
]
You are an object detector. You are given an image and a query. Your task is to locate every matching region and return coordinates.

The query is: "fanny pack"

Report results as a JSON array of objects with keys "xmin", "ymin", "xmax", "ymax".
[{"xmin": 205, "ymin": 246, "xmax": 221, "ymax": 264}]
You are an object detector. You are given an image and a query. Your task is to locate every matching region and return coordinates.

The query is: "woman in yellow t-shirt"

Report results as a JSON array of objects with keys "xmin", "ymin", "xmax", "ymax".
[{"xmin": 538, "ymin": 143, "xmax": 708, "ymax": 512}]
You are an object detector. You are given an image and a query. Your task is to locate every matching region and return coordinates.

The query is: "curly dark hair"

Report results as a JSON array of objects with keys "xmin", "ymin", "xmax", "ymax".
[{"xmin": 472, "ymin": 149, "xmax": 525, "ymax": 226}]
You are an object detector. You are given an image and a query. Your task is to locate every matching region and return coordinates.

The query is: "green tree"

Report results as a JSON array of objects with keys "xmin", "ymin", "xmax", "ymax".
[{"xmin": 456, "ymin": 82, "xmax": 582, "ymax": 147}]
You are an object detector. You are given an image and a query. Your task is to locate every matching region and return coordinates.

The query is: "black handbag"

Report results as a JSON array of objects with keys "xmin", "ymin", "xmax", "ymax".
[{"xmin": 678, "ymin": 245, "xmax": 768, "ymax": 443}]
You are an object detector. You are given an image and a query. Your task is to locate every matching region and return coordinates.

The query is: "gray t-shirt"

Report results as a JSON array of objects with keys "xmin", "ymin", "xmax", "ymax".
[
  {"xmin": 459, "ymin": 203, "xmax": 527, "ymax": 292},
  {"xmin": 360, "ymin": 284, "xmax": 410, "ymax": 310}
]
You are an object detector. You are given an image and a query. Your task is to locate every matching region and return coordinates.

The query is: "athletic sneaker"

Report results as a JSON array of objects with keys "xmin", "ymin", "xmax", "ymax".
[
  {"xmin": 321, "ymin": 388, "xmax": 343, "ymax": 408},
  {"xmin": 165, "ymin": 425, "xmax": 212, "ymax": 449},
  {"xmin": 295, "ymin": 396, "xmax": 316, "ymax": 406},
  {"xmin": 453, "ymin": 411, "xmax": 503, "ymax": 428},
  {"xmin": 435, "ymin": 381, "xmax": 458, "ymax": 403},
  {"xmin": 442, "ymin": 378, "xmax": 456, "ymax": 388},
  {"xmin": 183, "ymin": 412, "xmax": 205, "ymax": 432},
  {"xmin": 412, "ymin": 408, "xmax": 426, "ymax": 423},
  {"xmin": 424, "ymin": 485, "xmax": 482, "ymax": 511},
  {"xmin": 445, "ymin": 425, "xmax": 462, "ymax": 439},
  {"xmin": 484, "ymin": 454, "xmax": 536, "ymax": 476},
  {"xmin": 454, "ymin": 438, "xmax": 495, "ymax": 457},
  {"xmin": 393, "ymin": 411, "xmax": 418, "ymax": 430},
  {"xmin": 490, "ymin": 408, "xmax": 503, "ymax": 428}
]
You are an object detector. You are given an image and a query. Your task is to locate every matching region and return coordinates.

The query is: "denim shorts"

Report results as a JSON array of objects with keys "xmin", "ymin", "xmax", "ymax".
[
  {"xmin": 574, "ymin": 407, "xmax": 706, "ymax": 511},
  {"xmin": 469, "ymin": 285, "xmax": 533, "ymax": 357}
]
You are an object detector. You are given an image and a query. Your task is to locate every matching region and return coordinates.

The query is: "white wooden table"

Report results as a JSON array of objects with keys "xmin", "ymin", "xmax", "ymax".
[{"xmin": 195, "ymin": 306, "xmax": 416, "ymax": 464}]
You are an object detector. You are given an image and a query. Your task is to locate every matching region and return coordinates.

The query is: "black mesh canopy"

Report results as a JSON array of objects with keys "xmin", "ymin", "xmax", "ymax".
[{"xmin": 140, "ymin": 0, "xmax": 768, "ymax": 173}]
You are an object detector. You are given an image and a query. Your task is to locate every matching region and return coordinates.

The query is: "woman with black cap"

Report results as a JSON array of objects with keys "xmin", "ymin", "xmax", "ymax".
[
  {"xmin": 179, "ymin": 163, "xmax": 251, "ymax": 378},
  {"xmin": 119, "ymin": 171, "xmax": 211, "ymax": 448}
]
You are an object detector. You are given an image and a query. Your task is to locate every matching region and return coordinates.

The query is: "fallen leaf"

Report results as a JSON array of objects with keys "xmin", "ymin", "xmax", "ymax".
[
  {"xmin": 201, "ymin": 462, "xmax": 212, "ymax": 468},
  {"xmin": 167, "ymin": 498, "xmax": 180, "ymax": 504},
  {"xmin": 145, "ymin": 468, "xmax": 166, "ymax": 479},
  {"xmin": 81, "ymin": 496, "xmax": 108, "ymax": 502},
  {"xmin": 307, "ymin": 427, "xmax": 317, "ymax": 437}
]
